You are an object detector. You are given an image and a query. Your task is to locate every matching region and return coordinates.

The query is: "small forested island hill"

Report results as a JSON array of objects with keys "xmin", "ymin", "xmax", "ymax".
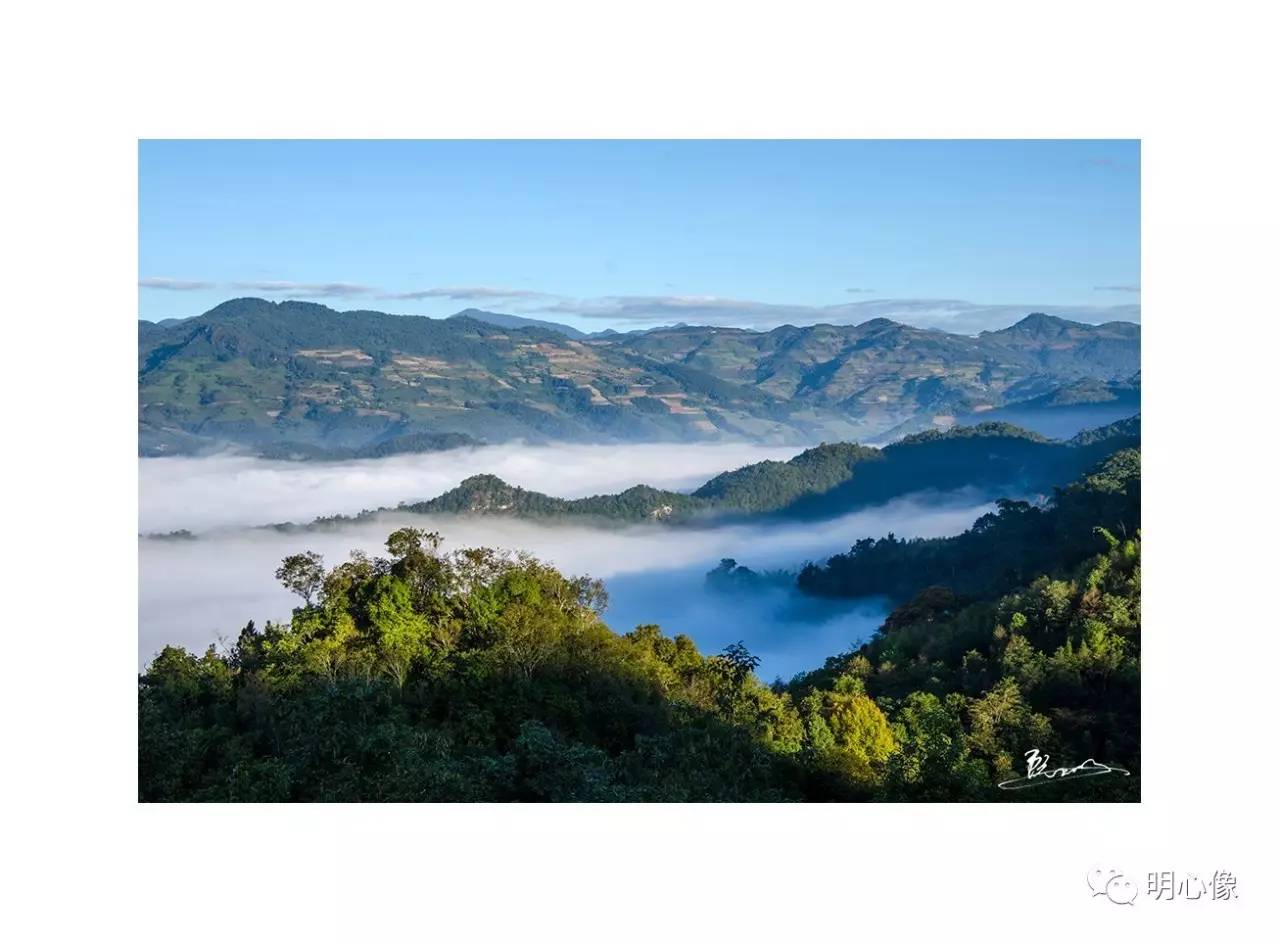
[{"xmin": 140, "ymin": 418, "xmax": 1140, "ymax": 801}]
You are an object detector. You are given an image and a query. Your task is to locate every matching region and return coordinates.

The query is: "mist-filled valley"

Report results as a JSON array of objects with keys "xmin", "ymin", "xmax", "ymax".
[
  {"xmin": 139, "ymin": 444, "xmax": 997, "ymax": 680},
  {"xmin": 139, "ymin": 442, "xmax": 803, "ymax": 534},
  {"xmin": 946, "ymin": 399, "xmax": 1139, "ymax": 443}
]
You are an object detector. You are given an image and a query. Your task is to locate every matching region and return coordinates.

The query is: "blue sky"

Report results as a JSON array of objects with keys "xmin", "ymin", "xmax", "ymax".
[{"xmin": 139, "ymin": 140, "xmax": 1140, "ymax": 333}]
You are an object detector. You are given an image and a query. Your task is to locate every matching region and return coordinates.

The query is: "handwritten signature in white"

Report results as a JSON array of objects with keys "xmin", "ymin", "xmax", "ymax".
[{"xmin": 997, "ymin": 748, "xmax": 1130, "ymax": 791}]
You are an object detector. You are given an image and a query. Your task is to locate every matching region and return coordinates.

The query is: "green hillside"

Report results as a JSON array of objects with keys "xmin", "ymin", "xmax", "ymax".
[
  {"xmin": 139, "ymin": 299, "xmax": 1139, "ymax": 456},
  {"xmin": 255, "ymin": 417, "xmax": 1138, "ymax": 533},
  {"xmin": 797, "ymin": 447, "xmax": 1140, "ymax": 603},
  {"xmin": 139, "ymin": 298, "xmax": 849, "ymax": 456},
  {"xmin": 607, "ymin": 313, "xmax": 1139, "ymax": 430},
  {"xmin": 139, "ymin": 452, "xmax": 1140, "ymax": 802}
]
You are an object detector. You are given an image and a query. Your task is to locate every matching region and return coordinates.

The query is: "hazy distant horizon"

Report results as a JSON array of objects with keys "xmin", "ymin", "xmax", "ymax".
[{"xmin": 137, "ymin": 293, "xmax": 1140, "ymax": 337}]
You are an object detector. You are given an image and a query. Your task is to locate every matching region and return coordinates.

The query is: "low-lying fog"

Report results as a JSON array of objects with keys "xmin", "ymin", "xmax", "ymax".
[
  {"xmin": 140, "ymin": 498, "xmax": 994, "ymax": 682},
  {"xmin": 140, "ymin": 443, "xmax": 999, "ymax": 680},
  {"xmin": 959, "ymin": 404, "xmax": 1139, "ymax": 442},
  {"xmin": 139, "ymin": 442, "xmax": 804, "ymax": 533}
]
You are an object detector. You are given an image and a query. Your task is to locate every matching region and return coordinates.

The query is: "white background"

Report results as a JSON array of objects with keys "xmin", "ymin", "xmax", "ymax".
[{"xmin": 3, "ymin": 1, "xmax": 1277, "ymax": 939}]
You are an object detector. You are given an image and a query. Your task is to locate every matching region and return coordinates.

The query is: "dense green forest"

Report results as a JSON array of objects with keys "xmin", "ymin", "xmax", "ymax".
[
  {"xmin": 140, "ymin": 448, "xmax": 1140, "ymax": 801},
  {"xmin": 797, "ymin": 448, "xmax": 1140, "ymax": 603},
  {"xmin": 393, "ymin": 440, "xmax": 882, "ymax": 522}
]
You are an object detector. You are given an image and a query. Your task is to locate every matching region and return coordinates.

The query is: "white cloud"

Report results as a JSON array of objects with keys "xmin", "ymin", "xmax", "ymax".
[
  {"xmin": 378, "ymin": 286, "xmax": 553, "ymax": 301},
  {"xmin": 229, "ymin": 280, "xmax": 375, "ymax": 297},
  {"xmin": 138, "ymin": 442, "xmax": 805, "ymax": 534},
  {"xmin": 139, "ymin": 276, "xmax": 215, "ymax": 291}
]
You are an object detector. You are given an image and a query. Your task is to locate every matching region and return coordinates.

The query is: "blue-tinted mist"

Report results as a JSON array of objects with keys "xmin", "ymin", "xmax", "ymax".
[{"xmin": 604, "ymin": 568, "xmax": 888, "ymax": 683}]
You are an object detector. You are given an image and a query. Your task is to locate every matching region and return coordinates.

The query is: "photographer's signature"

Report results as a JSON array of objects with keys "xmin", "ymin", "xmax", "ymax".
[{"xmin": 997, "ymin": 748, "xmax": 1130, "ymax": 790}]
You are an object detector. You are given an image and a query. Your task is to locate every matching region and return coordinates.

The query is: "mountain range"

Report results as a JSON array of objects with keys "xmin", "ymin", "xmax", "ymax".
[{"xmin": 138, "ymin": 299, "xmax": 1139, "ymax": 456}]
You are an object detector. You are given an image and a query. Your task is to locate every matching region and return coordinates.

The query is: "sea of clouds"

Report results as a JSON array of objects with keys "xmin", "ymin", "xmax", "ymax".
[
  {"xmin": 139, "ymin": 442, "xmax": 805, "ymax": 534},
  {"xmin": 140, "ymin": 443, "xmax": 994, "ymax": 679}
]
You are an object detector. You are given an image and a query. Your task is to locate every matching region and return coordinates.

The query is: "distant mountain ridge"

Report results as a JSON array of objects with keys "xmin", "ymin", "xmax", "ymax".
[
  {"xmin": 138, "ymin": 299, "xmax": 1139, "ymax": 456},
  {"xmin": 448, "ymin": 308, "xmax": 587, "ymax": 339},
  {"xmin": 607, "ymin": 313, "xmax": 1138, "ymax": 414},
  {"xmin": 139, "ymin": 297, "xmax": 864, "ymax": 456},
  {"xmin": 876, "ymin": 376, "xmax": 1140, "ymax": 441}
]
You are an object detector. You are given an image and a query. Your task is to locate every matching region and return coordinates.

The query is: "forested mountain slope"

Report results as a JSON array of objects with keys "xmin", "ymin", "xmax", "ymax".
[
  {"xmin": 139, "ymin": 299, "xmax": 1139, "ymax": 455},
  {"xmin": 796, "ymin": 447, "xmax": 1140, "ymax": 603},
  {"xmin": 140, "ymin": 450, "xmax": 1140, "ymax": 802},
  {"xmin": 139, "ymin": 299, "xmax": 856, "ymax": 456},
  {"xmin": 273, "ymin": 418, "xmax": 1138, "ymax": 531},
  {"xmin": 602, "ymin": 313, "xmax": 1138, "ymax": 432}
]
